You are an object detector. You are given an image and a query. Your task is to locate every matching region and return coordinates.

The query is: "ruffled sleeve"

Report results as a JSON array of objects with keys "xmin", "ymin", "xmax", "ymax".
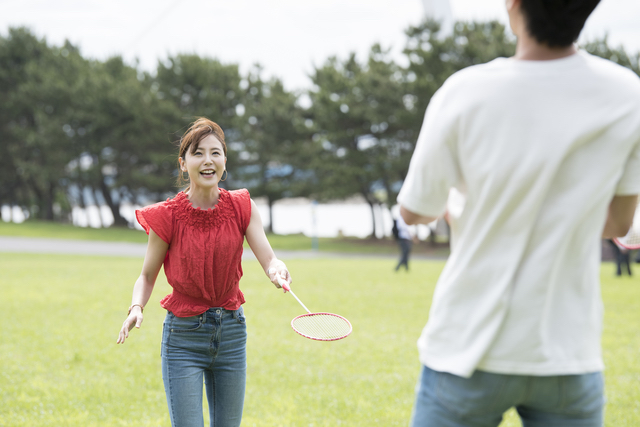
[
  {"xmin": 135, "ymin": 201, "xmax": 173, "ymax": 244},
  {"xmin": 229, "ymin": 189, "xmax": 251, "ymax": 234}
]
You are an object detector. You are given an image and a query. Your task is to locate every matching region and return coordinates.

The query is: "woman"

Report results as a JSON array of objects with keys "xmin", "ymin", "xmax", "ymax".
[{"xmin": 116, "ymin": 117, "xmax": 291, "ymax": 427}]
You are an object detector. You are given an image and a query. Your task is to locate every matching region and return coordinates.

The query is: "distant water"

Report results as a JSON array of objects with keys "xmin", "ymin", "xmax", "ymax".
[{"xmin": 1, "ymin": 199, "xmax": 433, "ymax": 240}]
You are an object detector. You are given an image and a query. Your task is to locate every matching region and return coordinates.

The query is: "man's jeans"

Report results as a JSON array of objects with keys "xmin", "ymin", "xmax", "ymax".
[
  {"xmin": 410, "ymin": 365, "xmax": 604, "ymax": 427},
  {"xmin": 161, "ymin": 307, "xmax": 247, "ymax": 427}
]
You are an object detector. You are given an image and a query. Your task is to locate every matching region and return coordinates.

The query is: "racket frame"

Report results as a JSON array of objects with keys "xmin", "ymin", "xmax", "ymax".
[
  {"xmin": 273, "ymin": 272, "xmax": 352, "ymax": 341},
  {"xmin": 613, "ymin": 199, "xmax": 640, "ymax": 250},
  {"xmin": 613, "ymin": 238, "xmax": 640, "ymax": 250},
  {"xmin": 291, "ymin": 312, "xmax": 353, "ymax": 341}
]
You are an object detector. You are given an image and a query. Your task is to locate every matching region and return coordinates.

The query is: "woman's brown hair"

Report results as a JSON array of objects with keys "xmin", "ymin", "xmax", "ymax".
[{"xmin": 176, "ymin": 118, "xmax": 227, "ymax": 188}]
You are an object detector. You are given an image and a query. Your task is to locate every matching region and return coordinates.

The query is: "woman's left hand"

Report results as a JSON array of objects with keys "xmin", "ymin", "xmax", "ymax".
[{"xmin": 267, "ymin": 260, "xmax": 291, "ymax": 292}]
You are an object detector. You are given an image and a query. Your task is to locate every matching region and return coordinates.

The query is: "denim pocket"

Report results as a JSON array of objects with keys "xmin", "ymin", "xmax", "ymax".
[
  {"xmin": 559, "ymin": 372, "xmax": 604, "ymax": 416},
  {"xmin": 168, "ymin": 313, "xmax": 203, "ymax": 333},
  {"xmin": 435, "ymin": 370, "xmax": 510, "ymax": 417},
  {"xmin": 160, "ymin": 322, "xmax": 168, "ymax": 357}
]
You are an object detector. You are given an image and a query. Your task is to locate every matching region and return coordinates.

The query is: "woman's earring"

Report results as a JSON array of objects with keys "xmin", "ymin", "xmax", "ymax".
[{"xmin": 220, "ymin": 170, "xmax": 228, "ymax": 181}]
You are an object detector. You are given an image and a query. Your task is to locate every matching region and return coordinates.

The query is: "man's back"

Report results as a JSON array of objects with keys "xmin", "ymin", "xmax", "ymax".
[
  {"xmin": 402, "ymin": 1, "xmax": 636, "ymax": 425},
  {"xmin": 398, "ymin": 51, "xmax": 640, "ymax": 377}
]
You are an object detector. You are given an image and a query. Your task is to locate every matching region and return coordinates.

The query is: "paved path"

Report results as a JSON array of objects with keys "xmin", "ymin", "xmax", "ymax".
[
  {"xmin": 0, "ymin": 236, "xmax": 441, "ymax": 260},
  {"xmin": 0, "ymin": 236, "xmax": 150, "ymax": 258}
]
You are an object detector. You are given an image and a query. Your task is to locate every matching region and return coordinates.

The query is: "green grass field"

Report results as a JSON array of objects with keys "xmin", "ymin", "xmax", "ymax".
[{"xmin": 0, "ymin": 251, "xmax": 638, "ymax": 426}]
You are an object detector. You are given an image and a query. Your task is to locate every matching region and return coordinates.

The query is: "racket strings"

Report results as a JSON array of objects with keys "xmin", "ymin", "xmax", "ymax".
[
  {"xmin": 291, "ymin": 313, "xmax": 352, "ymax": 341},
  {"xmin": 615, "ymin": 205, "xmax": 640, "ymax": 249},
  {"xmin": 620, "ymin": 226, "xmax": 640, "ymax": 246}
]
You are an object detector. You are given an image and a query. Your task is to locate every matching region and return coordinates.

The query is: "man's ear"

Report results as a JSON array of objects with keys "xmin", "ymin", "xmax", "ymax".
[{"xmin": 506, "ymin": 0, "xmax": 521, "ymax": 12}]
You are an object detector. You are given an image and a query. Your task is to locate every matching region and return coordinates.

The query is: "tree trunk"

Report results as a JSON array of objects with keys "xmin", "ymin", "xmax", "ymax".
[
  {"xmin": 100, "ymin": 177, "xmax": 128, "ymax": 226},
  {"xmin": 429, "ymin": 224, "xmax": 437, "ymax": 247},
  {"xmin": 364, "ymin": 195, "xmax": 378, "ymax": 240},
  {"xmin": 267, "ymin": 197, "xmax": 274, "ymax": 234},
  {"xmin": 77, "ymin": 185, "xmax": 87, "ymax": 209},
  {"xmin": 27, "ymin": 178, "xmax": 53, "ymax": 220},
  {"xmin": 91, "ymin": 187, "xmax": 106, "ymax": 228},
  {"xmin": 44, "ymin": 181, "xmax": 55, "ymax": 220}
]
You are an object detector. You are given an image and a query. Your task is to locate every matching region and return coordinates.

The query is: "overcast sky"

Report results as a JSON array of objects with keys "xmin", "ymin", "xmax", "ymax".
[{"xmin": 1, "ymin": 0, "xmax": 638, "ymax": 91}]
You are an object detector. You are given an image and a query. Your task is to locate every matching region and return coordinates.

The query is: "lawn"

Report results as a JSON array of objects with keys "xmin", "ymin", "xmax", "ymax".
[{"xmin": 0, "ymin": 252, "xmax": 638, "ymax": 426}]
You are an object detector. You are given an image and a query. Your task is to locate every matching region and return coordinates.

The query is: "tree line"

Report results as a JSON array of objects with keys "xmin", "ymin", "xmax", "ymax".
[{"xmin": 1, "ymin": 22, "xmax": 638, "ymax": 236}]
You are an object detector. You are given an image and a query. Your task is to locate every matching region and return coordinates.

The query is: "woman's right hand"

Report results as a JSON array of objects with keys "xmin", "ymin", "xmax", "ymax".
[
  {"xmin": 117, "ymin": 308, "xmax": 143, "ymax": 344},
  {"xmin": 268, "ymin": 261, "xmax": 291, "ymax": 292}
]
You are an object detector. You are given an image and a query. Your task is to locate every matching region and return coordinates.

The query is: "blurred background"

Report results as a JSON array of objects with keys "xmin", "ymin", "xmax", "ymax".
[{"xmin": 1, "ymin": 0, "xmax": 638, "ymax": 240}]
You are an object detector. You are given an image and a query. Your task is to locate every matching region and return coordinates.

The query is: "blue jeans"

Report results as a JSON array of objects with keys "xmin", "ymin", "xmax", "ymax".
[
  {"xmin": 396, "ymin": 238, "xmax": 413, "ymax": 271},
  {"xmin": 161, "ymin": 307, "xmax": 247, "ymax": 427},
  {"xmin": 410, "ymin": 365, "xmax": 604, "ymax": 427}
]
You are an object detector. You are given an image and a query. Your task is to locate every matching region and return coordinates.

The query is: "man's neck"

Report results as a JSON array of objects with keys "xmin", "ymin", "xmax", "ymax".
[{"xmin": 514, "ymin": 36, "xmax": 577, "ymax": 61}]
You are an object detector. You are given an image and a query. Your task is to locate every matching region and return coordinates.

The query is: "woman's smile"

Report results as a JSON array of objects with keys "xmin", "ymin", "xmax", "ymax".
[{"xmin": 200, "ymin": 169, "xmax": 216, "ymax": 178}]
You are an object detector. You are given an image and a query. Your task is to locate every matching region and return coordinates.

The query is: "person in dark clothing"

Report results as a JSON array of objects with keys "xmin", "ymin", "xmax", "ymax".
[
  {"xmin": 608, "ymin": 239, "xmax": 632, "ymax": 276},
  {"xmin": 394, "ymin": 214, "xmax": 414, "ymax": 271}
]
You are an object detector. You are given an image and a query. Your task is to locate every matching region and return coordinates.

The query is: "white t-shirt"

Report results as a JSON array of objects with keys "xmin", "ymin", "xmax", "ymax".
[
  {"xmin": 396, "ymin": 214, "xmax": 412, "ymax": 240},
  {"xmin": 398, "ymin": 51, "xmax": 640, "ymax": 378}
]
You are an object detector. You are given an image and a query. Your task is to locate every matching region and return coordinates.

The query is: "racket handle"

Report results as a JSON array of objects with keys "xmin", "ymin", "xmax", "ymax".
[
  {"xmin": 270, "ymin": 268, "xmax": 291, "ymax": 292},
  {"xmin": 279, "ymin": 277, "xmax": 291, "ymax": 292},
  {"xmin": 272, "ymin": 271, "xmax": 311, "ymax": 313}
]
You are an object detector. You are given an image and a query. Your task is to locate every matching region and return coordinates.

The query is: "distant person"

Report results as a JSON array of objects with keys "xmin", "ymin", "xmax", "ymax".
[
  {"xmin": 394, "ymin": 213, "xmax": 414, "ymax": 271},
  {"xmin": 607, "ymin": 239, "xmax": 632, "ymax": 276},
  {"xmin": 116, "ymin": 118, "xmax": 291, "ymax": 427},
  {"xmin": 397, "ymin": 0, "xmax": 640, "ymax": 426}
]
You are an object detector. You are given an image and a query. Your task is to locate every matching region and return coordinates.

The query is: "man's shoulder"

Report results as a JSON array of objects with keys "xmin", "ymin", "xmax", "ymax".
[
  {"xmin": 580, "ymin": 51, "xmax": 640, "ymax": 84},
  {"xmin": 576, "ymin": 52, "xmax": 640, "ymax": 104},
  {"xmin": 439, "ymin": 58, "xmax": 511, "ymax": 94}
]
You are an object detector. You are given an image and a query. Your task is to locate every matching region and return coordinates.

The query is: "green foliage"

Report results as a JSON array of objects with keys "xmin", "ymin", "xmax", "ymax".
[
  {"xmin": 1, "ymin": 255, "xmax": 638, "ymax": 426},
  {"xmin": 309, "ymin": 45, "xmax": 414, "ymax": 208},
  {"xmin": 76, "ymin": 57, "xmax": 180, "ymax": 224},
  {"xmin": 0, "ymin": 29, "xmax": 182, "ymax": 223},
  {"xmin": 581, "ymin": 36, "xmax": 640, "ymax": 76},
  {"xmin": 154, "ymin": 54, "xmax": 242, "ymax": 124},
  {"xmin": 0, "ymin": 29, "xmax": 89, "ymax": 220},
  {"xmin": 1, "ymin": 24, "xmax": 639, "ymax": 236},
  {"xmin": 307, "ymin": 21, "xmax": 515, "ymax": 237},
  {"xmin": 404, "ymin": 20, "xmax": 516, "ymax": 116},
  {"xmin": 152, "ymin": 54, "xmax": 245, "ymax": 190},
  {"xmin": 233, "ymin": 66, "xmax": 315, "ymax": 231}
]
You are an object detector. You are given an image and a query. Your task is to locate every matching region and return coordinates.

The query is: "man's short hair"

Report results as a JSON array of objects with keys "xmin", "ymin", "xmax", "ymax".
[{"xmin": 520, "ymin": 0, "xmax": 601, "ymax": 48}]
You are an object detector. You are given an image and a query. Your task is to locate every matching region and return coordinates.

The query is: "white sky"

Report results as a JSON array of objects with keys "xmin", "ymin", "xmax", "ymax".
[{"xmin": 1, "ymin": 0, "xmax": 638, "ymax": 91}]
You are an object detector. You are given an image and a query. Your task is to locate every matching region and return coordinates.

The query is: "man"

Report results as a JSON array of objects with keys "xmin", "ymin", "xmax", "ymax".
[
  {"xmin": 397, "ymin": 0, "xmax": 640, "ymax": 425},
  {"xmin": 394, "ymin": 212, "xmax": 414, "ymax": 271}
]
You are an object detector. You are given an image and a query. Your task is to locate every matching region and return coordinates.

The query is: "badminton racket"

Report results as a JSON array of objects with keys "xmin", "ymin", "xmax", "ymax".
[
  {"xmin": 276, "ymin": 275, "xmax": 352, "ymax": 341},
  {"xmin": 614, "ymin": 198, "xmax": 640, "ymax": 250}
]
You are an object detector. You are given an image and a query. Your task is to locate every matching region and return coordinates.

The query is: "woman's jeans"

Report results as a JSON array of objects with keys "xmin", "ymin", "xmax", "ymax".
[
  {"xmin": 410, "ymin": 365, "xmax": 604, "ymax": 427},
  {"xmin": 161, "ymin": 307, "xmax": 247, "ymax": 427}
]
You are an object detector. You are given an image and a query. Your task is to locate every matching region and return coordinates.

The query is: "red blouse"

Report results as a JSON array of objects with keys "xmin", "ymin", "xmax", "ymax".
[{"xmin": 135, "ymin": 189, "xmax": 251, "ymax": 317}]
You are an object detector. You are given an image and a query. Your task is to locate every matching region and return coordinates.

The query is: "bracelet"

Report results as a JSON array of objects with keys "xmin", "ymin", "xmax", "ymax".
[{"xmin": 128, "ymin": 303, "xmax": 144, "ymax": 315}]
